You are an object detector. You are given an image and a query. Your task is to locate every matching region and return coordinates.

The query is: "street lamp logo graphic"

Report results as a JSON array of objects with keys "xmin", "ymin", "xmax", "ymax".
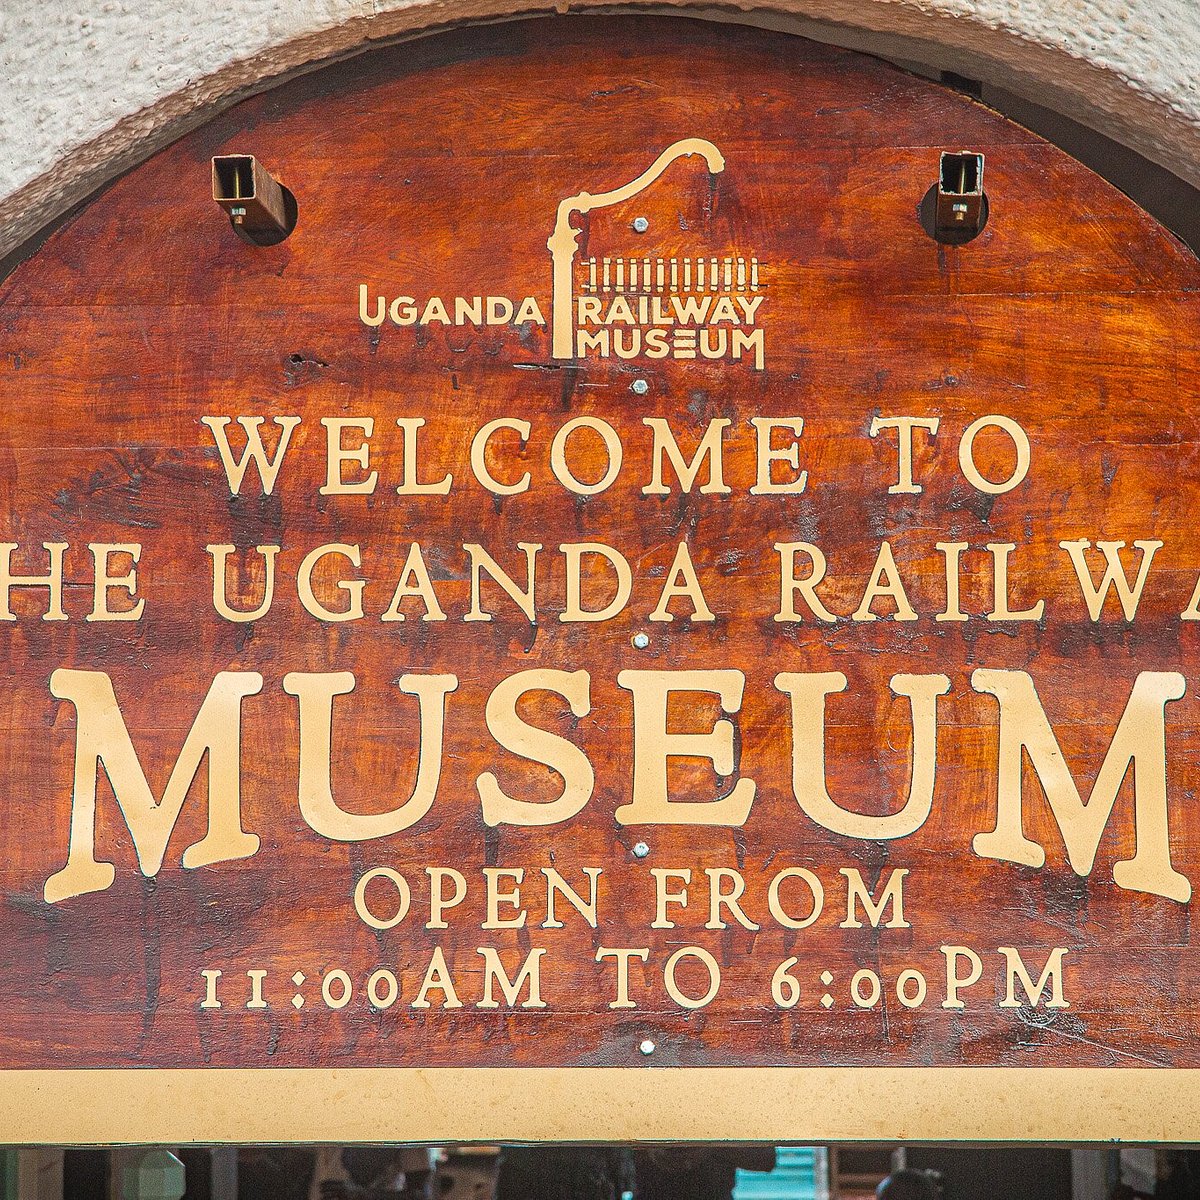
[{"xmin": 547, "ymin": 138, "xmax": 765, "ymax": 369}]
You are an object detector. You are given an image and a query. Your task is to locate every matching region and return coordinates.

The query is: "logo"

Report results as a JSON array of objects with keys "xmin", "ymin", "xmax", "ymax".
[
  {"xmin": 548, "ymin": 138, "xmax": 765, "ymax": 369},
  {"xmin": 358, "ymin": 137, "xmax": 765, "ymax": 368}
]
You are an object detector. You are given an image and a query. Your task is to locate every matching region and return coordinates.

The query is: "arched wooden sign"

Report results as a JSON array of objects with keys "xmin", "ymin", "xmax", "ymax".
[{"xmin": 1, "ymin": 15, "xmax": 1198, "ymax": 1145}]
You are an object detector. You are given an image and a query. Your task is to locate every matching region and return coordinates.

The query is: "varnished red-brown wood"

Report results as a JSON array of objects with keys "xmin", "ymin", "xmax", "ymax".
[{"xmin": 0, "ymin": 16, "xmax": 1199, "ymax": 1073}]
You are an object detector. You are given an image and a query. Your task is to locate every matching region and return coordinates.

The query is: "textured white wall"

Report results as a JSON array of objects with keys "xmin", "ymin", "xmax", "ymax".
[{"xmin": 1, "ymin": 0, "xmax": 1199, "ymax": 258}]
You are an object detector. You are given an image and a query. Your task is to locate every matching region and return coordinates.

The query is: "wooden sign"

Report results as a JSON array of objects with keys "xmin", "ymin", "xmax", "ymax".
[{"xmin": 1, "ymin": 15, "xmax": 1199, "ymax": 1145}]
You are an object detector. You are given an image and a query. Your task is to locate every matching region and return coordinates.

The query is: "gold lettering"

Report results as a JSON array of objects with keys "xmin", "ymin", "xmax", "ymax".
[
  {"xmin": 283, "ymin": 671, "xmax": 458, "ymax": 839},
  {"xmin": 616, "ymin": 670, "xmax": 755, "ymax": 825},
  {"xmin": 704, "ymin": 867, "xmax": 759, "ymax": 930},
  {"xmin": 353, "ymin": 867, "xmax": 411, "ymax": 930},
  {"xmin": 86, "ymin": 543, "xmax": 144, "ymax": 622},
  {"xmin": 464, "ymin": 542, "xmax": 540, "ymax": 622},
  {"xmin": 561, "ymin": 543, "xmax": 632, "ymax": 622},
  {"xmin": 426, "ymin": 867, "xmax": 467, "ymax": 929},
  {"xmin": 851, "ymin": 541, "xmax": 917, "ymax": 622},
  {"xmin": 986, "ymin": 543, "xmax": 1044, "ymax": 621},
  {"xmin": 642, "ymin": 418, "xmax": 730, "ymax": 495},
  {"xmin": 650, "ymin": 868, "xmax": 691, "ymax": 929},
  {"xmin": 320, "ymin": 417, "xmax": 378, "ymax": 495},
  {"xmin": 45, "ymin": 670, "xmax": 262, "ymax": 904},
  {"xmin": 767, "ymin": 868, "xmax": 823, "ymax": 929},
  {"xmin": 749, "ymin": 417, "xmax": 807, "ymax": 494},
  {"xmin": 470, "ymin": 418, "xmax": 531, "ymax": 496},
  {"xmin": 0, "ymin": 541, "xmax": 69, "ymax": 621},
  {"xmin": 774, "ymin": 672, "xmax": 949, "ymax": 837},
  {"xmin": 936, "ymin": 541, "xmax": 969, "ymax": 622},
  {"xmin": 297, "ymin": 543, "xmax": 364, "ymax": 622},
  {"xmin": 595, "ymin": 946, "xmax": 649, "ymax": 1009},
  {"xmin": 395, "ymin": 418, "xmax": 452, "ymax": 495},
  {"xmin": 663, "ymin": 946, "xmax": 720, "ymax": 1009},
  {"xmin": 870, "ymin": 416, "xmax": 939, "ymax": 494},
  {"xmin": 411, "ymin": 947, "xmax": 462, "ymax": 1009},
  {"xmin": 941, "ymin": 945, "xmax": 983, "ymax": 1008},
  {"xmin": 774, "ymin": 542, "xmax": 837, "ymax": 623},
  {"xmin": 482, "ymin": 867, "xmax": 526, "ymax": 929},
  {"xmin": 999, "ymin": 946, "xmax": 1069, "ymax": 1009},
  {"xmin": 542, "ymin": 867, "xmax": 601, "ymax": 929},
  {"xmin": 381, "ymin": 542, "xmax": 447, "ymax": 623},
  {"xmin": 958, "ymin": 415, "xmax": 1030, "ymax": 494},
  {"xmin": 840, "ymin": 867, "xmax": 909, "ymax": 928},
  {"xmin": 648, "ymin": 542, "xmax": 715, "ymax": 623},
  {"xmin": 971, "ymin": 669, "xmax": 1190, "ymax": 902},
  {"xmin": 478, "ymin": 669, "xmax": 594, "ymax": 826},
  {"xmin": 200, "ymin": 416, "xmax": 300, "ymax": 497},
  {"xmin": 207, "ymin": 544, "xmax": 278, "ymax": 623},
  {"xmin": 1060, "ymin": 538, "xmax": 1161, "ymax": 621},
  {"xmin": 550, "ymin": 417, "xmax": 623, "ymax": 495},
  {"xmin": 476, "ymin": 947, "xmax": 546, "ymax": 1008}
]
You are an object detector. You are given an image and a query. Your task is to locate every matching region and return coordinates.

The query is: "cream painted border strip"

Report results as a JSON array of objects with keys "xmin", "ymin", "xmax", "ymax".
[{"xmin": 0, "ymin": 1068, "xmax": 1189, "ymax": 1144}]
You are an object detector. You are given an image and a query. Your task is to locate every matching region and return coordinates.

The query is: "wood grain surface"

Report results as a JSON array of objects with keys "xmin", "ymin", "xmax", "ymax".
[{"xmin": 0, "ymin": 15, "xmax": 1198, "ymax": 1074}]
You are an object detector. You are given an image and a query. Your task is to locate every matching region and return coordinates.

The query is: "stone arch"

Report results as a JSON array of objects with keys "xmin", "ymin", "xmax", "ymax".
[{"xmin": 2, "ymin": 0, "xmax": 1200, "ymax": 261}]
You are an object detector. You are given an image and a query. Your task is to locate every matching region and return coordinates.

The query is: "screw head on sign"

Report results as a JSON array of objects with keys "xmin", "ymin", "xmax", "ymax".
[
  {"xmin": 632, "ymin": 632, "xmax": 650, "ymax": 649},
  {"xmin": 631, "ymin": 378, "xmax": 649, "ymax": 395},
  {"xmin": 633, "ymin": 216, "xmax": 649, "ymax": 233},
  {"xmin": 640, "ymin": 1038, "xmax": 656, "ymax": 1056},
  {"xmin": 633, "ymin": 841, "xmax": 650, "ymax": 859}
]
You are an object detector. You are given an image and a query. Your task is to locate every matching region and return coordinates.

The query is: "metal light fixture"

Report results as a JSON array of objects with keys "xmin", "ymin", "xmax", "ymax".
[
  {"xmin": 212, "ymin": 155, "xmax": 297, "ymax": 246},
  {"xmin": 920, "ymin": 150, "xmax": 988, "ymax": 244}
]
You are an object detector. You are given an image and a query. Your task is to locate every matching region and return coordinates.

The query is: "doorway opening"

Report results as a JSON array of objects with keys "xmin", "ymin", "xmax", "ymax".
[{"xmin": 11, "ymin": 1144, "xmax": 1181, "ymax": 1200}]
